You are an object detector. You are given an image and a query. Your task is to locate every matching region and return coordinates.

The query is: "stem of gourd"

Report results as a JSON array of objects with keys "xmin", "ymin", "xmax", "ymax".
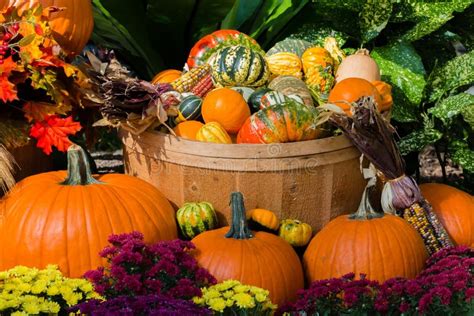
[
  {"xmin": 349, "ymin": 184, "xmax": 383, "ymax": 220},
  {"xmin": 61, "ymin": 144, "xmax": 101, "ymax": 186},
  {"xmin": 225, "ymin": 192, "xmax": 253, "ymax": 239}
]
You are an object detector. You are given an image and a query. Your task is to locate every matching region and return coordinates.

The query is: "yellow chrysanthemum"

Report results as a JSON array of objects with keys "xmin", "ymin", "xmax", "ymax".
[
  {"xmin": 233, "ymin": 284, "xmax": 249, "ymax": 293},
  {"xmin": 255, "ymin": 292, "xmax": 267, "ymax": 303},
  {"xmin": 208, "ymin": 297, "xmax": 226, "ymax": 312},
  {"xmin": 31, "ymin": 279, "xmax": 48, "ymax": 294},
  {"xmin": 46, "ymin": 301, "xmax": 61, "ymax": 313},
  {"xmin": 17, "ymin": 283, "xmax": 31, "ymax": 293},
  {"xmin": 223, "ymin": 290, "xmax": 234, "ymax": 298},
  {"xmin": 11, "ymin": 311, "xmax": 28, "ymax": 316},
  {"xmin": 192, "ymin": 296, "xmax": 204, "ymax": 305},
  {"xmin": 226, "ymin": 298, "xmax": 234, "ymax": 307},
  {"xmin": 233, "ymin": 293, "xmax": 255, "ymax": 309},
  {"xmin": 203, "ymin": 289, "xmax": 221, "ymax": 300},
  {"xmin": 46, "ymin": 285, "xmax": 60, "ymax": 296},
  {"xmin": 22, "ymin": 301, "xmax": 41, "ymax": 314}
]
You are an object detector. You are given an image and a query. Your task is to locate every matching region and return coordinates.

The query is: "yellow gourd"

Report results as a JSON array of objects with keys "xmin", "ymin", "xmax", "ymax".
[
  {"xmin": 265, "ymin": 52, "xmax": 303, "ymax": 79},
  {"xmin": 196, "ymin": 122, "xmax": 232, "ymax": 144},
  {"xmin": 279, "ymin": 219, "xmax": 312, "ymax": 247}
]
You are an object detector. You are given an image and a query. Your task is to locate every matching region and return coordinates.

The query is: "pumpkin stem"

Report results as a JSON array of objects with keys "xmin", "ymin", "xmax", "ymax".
[
  {"xmin": 61, "ymin": 144, "xmax": 101, "ymax": 186},
  {"xmin": 355, "ymin": 48, "xmax": 370, "ymax": 56},
  {"xmin": 225, "ymin": 192, "xmax": 253, "ymax": 239},
  {"xmin": 349, "ymin": 184, "xmax": 383, "ymax": 220}
]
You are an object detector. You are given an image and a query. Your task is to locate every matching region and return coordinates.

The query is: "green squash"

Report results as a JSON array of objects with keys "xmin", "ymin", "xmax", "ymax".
[
  {"xmin": 175, "ymin": 95, "xmax": 202, "ymax": 123},
  {"xmin": 176, "ymin": 202, "xmax": 218, "ymax": 239},
  {"xmin": 248, "ymin": 88, "xmax": 272, "ymax": 113},
  {"xmin": 211, "ymin": 45, "xmax": 270, "ymax": 88}
]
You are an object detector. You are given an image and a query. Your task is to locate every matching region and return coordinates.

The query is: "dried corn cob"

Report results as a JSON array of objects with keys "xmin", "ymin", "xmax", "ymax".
[
  {"xmin": 171, "ymin": 64, "xmax": 211, "ymax": 93},
  {"xmin": 190, "ymin": 73, "xmax": 214, "ymax": 97}
]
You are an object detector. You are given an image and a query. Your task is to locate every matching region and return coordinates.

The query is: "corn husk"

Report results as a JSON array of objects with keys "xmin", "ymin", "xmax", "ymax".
[
  {"xmin": 328, "ymin": 96, "xmax": 452, "ymax": 253},
  {"xmin": 0, "ymin": 145, "xmax": 16, "ymax": 194}
]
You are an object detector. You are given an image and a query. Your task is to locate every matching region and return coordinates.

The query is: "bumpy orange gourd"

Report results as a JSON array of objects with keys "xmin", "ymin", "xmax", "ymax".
[
  {"xmin": 328, "ymin": 78, "xmax": 383, "ymax": 115},
  {"xmin": 247, "ymin": 208, "xmax": 280, "ymax": 230},
  {"xmin": 196, "ymin": 122, "xmax": 232, "ymax": 144},
  {"xmin": 301, "ymin": 47, "xmax": 334, "ymax": 74},
  {"xmin": 202, "ymin": 88, "xmax": 250, "ymax": 134},
  {"xmin": 0, "ymin": 145, "xmax": 178, "ymax": 277},
  {"xmin": 192, "ymin": 192, "xmax": 304, "ymax": 306},
  {"xmin": 420, "ymin": 183, "xmax": 474, "ymax": 247},
  {"xmin": 1, "ymin": 0, "xmax": 94, "ymax": 54},
  {"xmin": 303, "ymin": 187, "xmax": 428, "ymax": 283},
  {"xmin": 372, "ymin": 80, "xmax": 393, "ymax": 112},
  {"xmin": 173, "ymin": 120, "xmax": 204, "ymax": 140},
  {"xmin": 152, "ymin": 69, "xmax": 182, "ymax": 84}
]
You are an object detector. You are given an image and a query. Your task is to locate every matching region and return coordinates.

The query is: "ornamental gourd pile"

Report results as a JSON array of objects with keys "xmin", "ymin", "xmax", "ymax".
[{"xmin": 155, "ymin": 29, "xmax": 394, "ymax": 144}]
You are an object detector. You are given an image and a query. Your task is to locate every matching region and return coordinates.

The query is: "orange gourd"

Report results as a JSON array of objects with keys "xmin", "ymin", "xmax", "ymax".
[
  {"xmin": 301, "ymin": 47, "xmax": 334, "ymax": 74},
  {"xmin": 303, "ymin": 186, "xmax": 428, "ymax": 283},
  {"xmin": 202, "ymin": 88, "xmax": 250, "ymax": 134},
  {"xmin": 1, "ymin": 0, "xmax": 94, "ymax": 54},
  {"xmin": 173, "ymin": 120, "xmax": 204, "ymax": 140},
  {"xmin": 328, "ymin": 78, "xmax": 383, "ymax": 115},
  {"xmin": 372, "ymin": 80, "xmax": 393, "ymax": 112},
  {"xmin": 151, "ymin": 69, "xmax": 182, "ymax": 84},
  {"xmin": 420, "ymin": 183, "xmax": 474, "ymax": 247},
  {"xmin": 247, "ymin": 208, "xmax": 280, "ymax": 230},
  {"xmin": 0, "ymin": 145, "xmax": 178, "ymax": 277},
  {"xmin": 192, "ymin": 192, "xmax": 304, "ymax": 305}
]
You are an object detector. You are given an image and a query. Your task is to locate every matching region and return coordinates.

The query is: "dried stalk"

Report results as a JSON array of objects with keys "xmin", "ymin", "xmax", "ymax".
[{"xmin": 0, "ymin": 145, "xmax": 16, "ymax": 194}]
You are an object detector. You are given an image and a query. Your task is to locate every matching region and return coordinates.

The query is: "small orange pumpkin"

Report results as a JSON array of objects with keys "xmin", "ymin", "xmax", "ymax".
[
  {"xmin": 152, "ymin": 69, "xmax": 182, "ymax": 84},
  {"xmin": 420, "ymin": 183, "xmax": 474, "ymax": 247},
  {"xmin": 202, "ymin": 88, "xmax": 250, "ymax": 134},
  {"xmin": 247, "ymin": 208, "xmax": 280, "ymax": 230},
  {"xmin": 303, "ymin": 186, "xmax": 428, "ymax": 283},
  {"xmin": 192, "ymin": 192, "xmax": 304, "ymax": 305},
  {"xmin": 173, "ymin": 120, "xmax": 204, "ymax": 140},
  {"xmin": 372, "ymin": 80, "xmax": 393, "ymax": 112},
  {"xmin": 0, "ymin": 144, "xmax": 178, "ymax": 277},
  {"xmin": 328, "ymin": 78, "xmax": 383, "ymax": 115}
]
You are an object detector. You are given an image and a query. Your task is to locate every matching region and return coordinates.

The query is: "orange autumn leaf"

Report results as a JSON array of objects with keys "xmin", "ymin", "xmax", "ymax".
[
  {"xmin": 0, "ymin": 56, "xmax": 19, "ymax": 75},
  {"xmin": 29, "ymin": 115, "xmax": 81, "ymax": 155},
  {"xmin": 0, "ymin": 74, "xmax": 18, "ymax": 103},
  {"xmin": 23, "ymin": 101, "xmax": 68, "ymax": 122}
]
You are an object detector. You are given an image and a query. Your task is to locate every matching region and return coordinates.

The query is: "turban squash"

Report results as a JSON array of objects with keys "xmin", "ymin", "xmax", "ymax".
[
  {"xmin": 0, "ymin": 144, "xmax": 178, "ymax": 277},
  {"xmin": 1, "ymin": 0, "xmax": 94, "ymax": 55},
  {"xmin": 191, "ymin": 192, "xmax": 304, "ymax": 306}
]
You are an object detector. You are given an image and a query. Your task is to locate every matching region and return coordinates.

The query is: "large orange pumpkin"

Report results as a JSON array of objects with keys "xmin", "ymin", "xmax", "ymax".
[
  {"xmin": 0, "ymin": 144, "xmax": 178, "ymax": 277},
  {"xmin": 328, "ymin": 78, "xmax": 383, "ymax": 115},
  {"xmin": 202, "ymin": 88, "xmax": 250, "ymax": 134},
  {"xmin": 420, "ymin": 183, "xmax": 474, "ymax": 247},
  {"xmin": 0, "ymin": 0, "xmax": 94, "ymax": 54},
  {"xmin": 173, "ymin": 120, "xmax": 204, "ymax": 140},
  {"xmin": 191, "ymin": 192, "xmax": 304, "ymax": 306},
  {"xmin": 303, "ymin": 187, "xmax": 428, "ymax": 283},
  {"xmin": 151, "ymin": 69, "xmax": 182, "ymax": 84}
]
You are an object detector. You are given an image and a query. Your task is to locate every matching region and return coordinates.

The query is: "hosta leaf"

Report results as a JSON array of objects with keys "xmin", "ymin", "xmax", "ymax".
[
  {"xmin": 392, "ymin": 0, "xmax": 473, "ymax": 41},
  {"xmin": 398, "ymin": 128, "xmax": 443, "ymax": 156},
  {"xmin": 371, "ymin": 41, "xmax": 426, "ymax": 122},
  {"xmin": 429, "ymin": 93, "xmax": 474, "ymax": 125},
  {"xmin": 359, "ymin": 0, "xmax": 392, "ymax": 43},
  {"xmin": 427, "ymin": 50, "xmax": 474, "ymax": 102},
  {"xmin": 222, "ymin": 0, "xmax": 264, "ymax": 29}
]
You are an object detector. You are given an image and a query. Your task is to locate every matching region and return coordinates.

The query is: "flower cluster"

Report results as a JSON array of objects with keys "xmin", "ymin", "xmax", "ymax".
[
  {"xmin": 71, "ymin": 294, "xmax": 211, "ymax": 316},
  {"xmin": 193, "ymin": 280, "xmax": 277, "ymax": 316},
  {"xmin": 0, "ymin": 265, "xmax": 101, "ymax": 315},
  {"xmin": 0, "ymin": 5, "xmax": 89, "ymax": 154},
  {"xmin": 84, "ymin": 231, "xmax": 216, "ymax": 300},
  {"xmin": 279, "ymin": 246, "xmax": 473, "ymax": 315}
]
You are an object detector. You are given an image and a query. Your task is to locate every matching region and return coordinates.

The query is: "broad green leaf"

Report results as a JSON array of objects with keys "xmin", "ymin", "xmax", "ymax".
[
  {"xmin": 391, "ymin": 0, "xmax": 473, "ymax": 41},
  {"xmin": 450, "ymin": 143, "xmax": 474, "ymax": 173},
  {"xmin": 91, "ymin": 0, "xmax": 163, "ymax": 78},
  {"xmin": 221, "ymin": 0, "xmax": 263, "ymax": 29},
  {"xmin": 371, "ymin": 41, "xmax": 426, "ymax": 122},
  {"xmin": 289, "ymin": 25, "xmax": 348, "ymax": 47},
  {"xmin": 248, "ymin": 0, "xmax": 293, "ymax": 38},
  {"xmin": 189, "ymin": 0, "xmax": 236, "ymax": 43},
  {"xmin": 429, "ymin": 93, "xmax": 474, "ymax": 125},
  {"xmin": 359, "ymin": 0, "xmax": 392, "ymax": 43},
  {"xmin": 463, "ymin": 102, "xmax": 474, "ymax": 128},
  {"xmin": 18, "ymin": 34, "xmax": 36, "ymax": 47},
  {"xmin": 398, "ymin": 128, "xmax": 443, "ymax": 156},
  {"xmin": 427, "ymin": 50, "xmax": 474, "ymax": 102}
]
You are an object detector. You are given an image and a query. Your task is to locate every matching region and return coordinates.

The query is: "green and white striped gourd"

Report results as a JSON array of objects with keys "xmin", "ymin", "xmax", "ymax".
[{"xmin": 176, "ymin": 202, "xmax": 218, "ymax": 239}]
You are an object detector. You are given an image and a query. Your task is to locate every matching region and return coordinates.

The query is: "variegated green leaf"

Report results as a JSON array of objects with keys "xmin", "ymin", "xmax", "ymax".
[
  {"xmin": 289, "ymin": 25, "xmax": 348, "ymax": 47},
  {"xmin": 429, "ymin": 93, "xmax": 474, "ymax": 125},
  {"xmin": 371, "ymin": 41, "xmax": 426, "ymax": 122},
  {"xmin": 451, "ymin": 144, "xmax": 474, "ymax": 173},
  {"xmin": 359, "ymin": 0, "xmax": 392, "ymax": 43},
  {"xmin": 427, "ymin": 51, "xmax": 474, "ymax": 102},
  {"xmin": 398, "ymin": 128, "xmax": 443, "ymax": 156},
  {"xmin": 463, "ymin": 102, "xmax": 474, "ymax": 128},
  {"xmin": 392, "ymin": 0, "xmax": 473, "ymax": 41}
]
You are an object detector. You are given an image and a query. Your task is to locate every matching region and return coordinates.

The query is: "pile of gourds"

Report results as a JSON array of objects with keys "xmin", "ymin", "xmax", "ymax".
[{"xmin": 153, "ymin": 30, "xmax": 394, "ymax": 144}]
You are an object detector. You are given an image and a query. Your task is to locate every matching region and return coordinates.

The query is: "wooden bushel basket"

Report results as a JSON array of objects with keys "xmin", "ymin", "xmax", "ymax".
[{"xmin": 121, "ymin": 130, "xmax": 366, "ymax": 232}]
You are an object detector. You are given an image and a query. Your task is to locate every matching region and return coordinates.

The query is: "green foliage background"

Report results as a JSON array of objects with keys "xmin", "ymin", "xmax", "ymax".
[{"xmin": 90, "ymin": 0, "xmax": 474, "ymax": 192}]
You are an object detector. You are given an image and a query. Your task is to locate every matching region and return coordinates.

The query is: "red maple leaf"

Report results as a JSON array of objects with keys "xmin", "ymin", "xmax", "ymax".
[
  {"xmin": 29, "ymin": 115, "xmax": 82, "ymax": 155},
  {"xmin": 0, "ymin": 74, "xmax": 18, "ymax": 103}
]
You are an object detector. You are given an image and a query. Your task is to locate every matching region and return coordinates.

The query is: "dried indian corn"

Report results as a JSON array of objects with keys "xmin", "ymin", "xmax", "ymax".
[
  {"xmin": 171, "ymin": 64, "xmax": 211, "ymax": 93},
  {"xmin": 190, "ymin": 73, "xmax": 214, "ymax": 97}
]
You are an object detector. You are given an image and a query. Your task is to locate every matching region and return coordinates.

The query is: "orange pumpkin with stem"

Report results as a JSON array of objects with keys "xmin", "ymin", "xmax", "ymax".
[
  {"xmin": 0, "ymin": 144, "xmax": 178, "ymax": 277},
  {"xmin": 191, "ymin": 192, "xmax": 304, "ymax": 305},
  {"xmin": 202, "ymin": 88, "xmax": 250, "ymax": 134},
  {"xmin": 173, "ymin": 120, "xmax": 204, "ymax": 140},
  {"xmin": 420, "ymin": 183, "xmax": 474, "ymax": 247},
  {"xmin": 1, "ymin": 0, "xmax": 94, "ymax": 55},
  {"xmin": 328, "ymin": 78, "xmax": 383, "ymax": 115},
  {"xmin": 152, "ymin": 69, "xmax": 182, "ymax": 84},
  {"xmin": 303, "ymin": 184, "xmax": 428, "ymax": 283}
]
